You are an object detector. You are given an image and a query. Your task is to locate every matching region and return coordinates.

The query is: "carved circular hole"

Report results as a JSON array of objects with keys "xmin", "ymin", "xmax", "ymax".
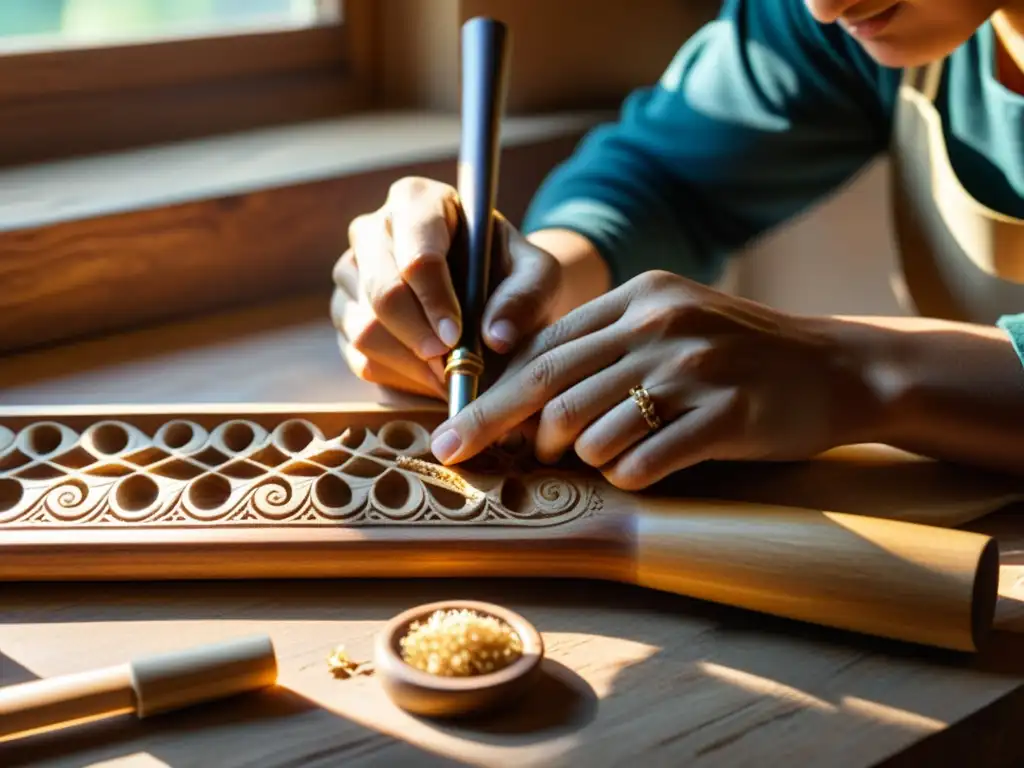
[
  {"xmin": 314, "ymin": 474, "xmax": 352, "ymax": 508},
  {"xmin": 0, "ymin": 426, "xmax": 14, "ymax": 454},
  {"xmin": 279, "ymin": 421, "xmax": 315, "ymax": 453},
  {"xmin": 0, "ymin": 478, "xmax": 23, "ymax": 512},
  {"xmin": 380, "ymin": 423, "xmax": 416, "ymax": 451},
  {"xmin": 91, "ymin": 423, "xmax": 130, "ymax": 455},
  {"xmin": 340, "ymin": 426, "xmax": 366, "ymax": 449},
  {"xmin": 163, "ymin": 421, "xmax": 194, "ymax": 449},
  {"xmin": 500, "ymin": 478, "xmax": 528, "ymax": 514},
  {"xmin": 27, "ymin": 424, "xmax": 62, "ymax": 455},
  {"xmin": 375, "ymin": 471, "xmax": 410, "ymax": 510},
  {"xmin": 115, "ymin": 474, "xmax": 159, "ymax": 512},
  {"xmin": 428, "ymin": 485, "xmax": 468, "ymax": 511},
  {"xmin": 188, "ymin": 475, "xmax": 232, "ymax": 510},
  {"xmin": 222, "ymin": 422, "xmax": 255, "ymax": 453}
]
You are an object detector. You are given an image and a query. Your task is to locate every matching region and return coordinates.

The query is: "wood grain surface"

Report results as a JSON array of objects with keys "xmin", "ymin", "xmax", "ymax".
[
  {"xmin": 0, "ymin": 407, "xmax": 1007, "ymax": 653},
  {"xmin": 3, "ymin": 297, "xmax": 1024, "ymax": 766},
  {"xmin": 0, "ymin": 129, "xmax": 584, "ymax": 355}
]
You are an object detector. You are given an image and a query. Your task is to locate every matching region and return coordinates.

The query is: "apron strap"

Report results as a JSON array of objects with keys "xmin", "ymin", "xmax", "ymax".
[{"xmin": 901, "ymin": 59, "xmax": 946, "ymax": 103}]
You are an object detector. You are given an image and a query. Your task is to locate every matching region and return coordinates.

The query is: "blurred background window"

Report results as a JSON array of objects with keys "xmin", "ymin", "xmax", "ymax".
[{"xmin": 0, "ymin": 0, "xmax": 342, "ymax": 52}]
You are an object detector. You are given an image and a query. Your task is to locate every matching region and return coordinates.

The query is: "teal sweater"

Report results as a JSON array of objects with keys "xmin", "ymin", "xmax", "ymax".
[{"xmin": 521, "ymin": 0, "xmax": 1024, "ymax": 366}]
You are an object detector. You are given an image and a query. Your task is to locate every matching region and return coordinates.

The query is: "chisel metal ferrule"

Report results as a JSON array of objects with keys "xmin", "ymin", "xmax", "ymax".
[{"xmin": 445, "ymin": 347, "xmax": 486, "ymax": 418}]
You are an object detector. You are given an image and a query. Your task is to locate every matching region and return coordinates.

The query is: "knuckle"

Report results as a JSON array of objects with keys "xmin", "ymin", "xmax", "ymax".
[
  {"xmin": 673, "ymin": 342, "xmax": 726, "ymax": 383},
  {"xmin": 347, "ymin": 213, "xmax": 379, "ymax": 246},
  {"xmin": 573, "ymin": 436, "xmax": 604, "ymax": 468},
  {"xmin": 368, "ymin": 278, "xmax": 409, "ymax": 317},
  {"xmin": 526, "ymin": 354, "xmax": 559, "ymax": 393},
  {"xmin": 632, "ymin": 300, "xmax": 700, "ymax": 339},
  {"xmin": 459, "ymin": 404, "xmax": 490, "ymax": 443},
  {"xmin": 329, "ymin": 289, "xmax": 347, "ymax": 329},
  {"xmin": 349, "ymin": 316, "xmax": 382, "ymax": 354},
  {"xmin": 633, "ymin": 304, "xmax": 678, "ymax": 338},
  {"xmin": 541, "ymin": 396, "xmax": 578, "ymax": 436},
  {"xmin": 501, "ymin": 286, "xmax": 543, "ymax": 315},
  {"xmin": 387, "ymin": 176, "xmax": 428, "ymax": 202},
  {"xmin": 387, "ymin": 176, "xmax": 451, "ymax": 206},
  {"xmin": 339, "ymin": 340, "xmax": 376, "ymax": 383},
  {"xmin": 332, "ymin": 249, "xmax": 357, "ymax": 285},
  {"xmin": 724, "ymin": 387, "xmax": 752, "ymax": 427},
  {"xmin": 634, "ymin": 269, "xmax": 672, "ymax": 293},
  {"xmin": 398, "ymin": 249, "xmax": 446, "ymax": 280},
  {"xmin": 605, "ymin": 458, "xmax": 655, "ymax": 491}
]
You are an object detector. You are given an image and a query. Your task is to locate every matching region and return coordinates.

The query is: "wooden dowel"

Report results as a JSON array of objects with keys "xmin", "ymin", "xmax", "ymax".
[
  {"xmin": 0, "ymin": 635, "xmax": 277, "ymax": 742},
  {"xmin": 630, "ymin": 500, "xmax": 1000, "ymax": 652}
]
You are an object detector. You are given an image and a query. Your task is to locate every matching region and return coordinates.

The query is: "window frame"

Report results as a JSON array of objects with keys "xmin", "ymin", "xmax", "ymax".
[{"xmin": 0, "ymin": 0, "xmax": 377, "ymax": 166}]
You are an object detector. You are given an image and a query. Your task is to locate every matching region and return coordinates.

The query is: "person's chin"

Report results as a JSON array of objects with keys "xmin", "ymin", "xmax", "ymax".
[
  {"xmin": 855, "ymin": 39, "xmax": 920, "ymax": 67},
  {"xmin": 850, "ymin": 37, "xmax": 942, "ymax": 69}
]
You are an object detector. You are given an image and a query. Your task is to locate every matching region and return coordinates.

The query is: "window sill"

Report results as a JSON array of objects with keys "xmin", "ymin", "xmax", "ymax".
[
  {"xmin": 0, "ymin": 109, "xmax": 607, "ymax": 354},
  {"xmin": 0, "ymin": 109, "xmax": 607, "ymax": 232}
]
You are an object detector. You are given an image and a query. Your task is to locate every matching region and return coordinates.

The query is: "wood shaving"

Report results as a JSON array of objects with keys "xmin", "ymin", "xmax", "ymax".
[
  {"xmin": 399, "ymin": 608, "xmax": 523, "ymax": 677},
  {"xmin": 326, "ymin": 644, "xmax": 375, "ymax": 679}
]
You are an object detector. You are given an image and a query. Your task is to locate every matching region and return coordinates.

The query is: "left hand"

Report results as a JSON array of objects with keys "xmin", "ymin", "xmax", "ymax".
[{"xmin": 428, "ymin": 270, "xmax": 881, "ymax": 490}]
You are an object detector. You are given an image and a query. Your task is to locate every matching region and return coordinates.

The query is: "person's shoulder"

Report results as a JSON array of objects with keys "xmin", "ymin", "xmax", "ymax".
[{"xmin": 708, "ymin": 0, "xmax": 902, "ymax": 113}]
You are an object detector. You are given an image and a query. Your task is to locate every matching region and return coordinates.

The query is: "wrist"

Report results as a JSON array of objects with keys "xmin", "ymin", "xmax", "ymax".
[
  {"xmin": 814, "ymin": 314, "xmax": 1024, "ymax": 470},
  {"xmin": 526, "ymin": 228, "xmax": 611, "ymax": 320},
  {"xmin": 803, "ymin": 314, "xmax": 907, "ymax": 448}
]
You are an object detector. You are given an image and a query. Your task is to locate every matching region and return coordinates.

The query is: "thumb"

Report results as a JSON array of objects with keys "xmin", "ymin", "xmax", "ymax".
[{"xmin": 482, "ymin": 224, "xmax": 562, "ymax": 353}]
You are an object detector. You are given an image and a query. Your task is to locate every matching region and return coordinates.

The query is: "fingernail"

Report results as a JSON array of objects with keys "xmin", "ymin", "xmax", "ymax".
[
  {"xmin": 431, "ymin": 429, "xmax": 462, "ymax": 463},
  {"xmin": 437, "ymin": 317, "xmax": 460, "ymax": 348},
  {"xmin": 419, "ymin": 336, "xmax": 447, "ymax": 359},
  {"xmin": 488, "ymin": 320, "xmax": 517, "ymax": 352}
]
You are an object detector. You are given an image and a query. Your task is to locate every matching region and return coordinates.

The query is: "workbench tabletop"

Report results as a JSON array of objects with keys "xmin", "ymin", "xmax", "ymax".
[
  {"xmin": 4, "ymin": 298, "xmax": 1024, "ymax": 766},
  {"xmin": 3, "ymin": 555, "xmax": 1024, "ymax": 767}
]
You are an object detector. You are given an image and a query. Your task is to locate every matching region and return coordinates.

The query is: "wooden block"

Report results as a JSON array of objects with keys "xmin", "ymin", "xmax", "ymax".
[{"xmin": 0, "ymin": 404, "xmax": 1006, "ymax": 653}]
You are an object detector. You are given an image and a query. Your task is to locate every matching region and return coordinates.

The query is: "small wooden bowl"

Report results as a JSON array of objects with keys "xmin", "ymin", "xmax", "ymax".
[{"xmin": 374, "ymin": 600, "xmax": 544, "ymax": 719}]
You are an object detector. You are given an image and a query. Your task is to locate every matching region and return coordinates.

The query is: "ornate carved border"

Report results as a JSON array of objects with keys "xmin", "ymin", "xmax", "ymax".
[{"xmin": 0, "ymin": 406, "xmax": 603, "ymax": 532}]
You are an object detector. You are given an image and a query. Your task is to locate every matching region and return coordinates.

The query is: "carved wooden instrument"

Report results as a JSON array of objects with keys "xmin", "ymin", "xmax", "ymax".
[
  {"xmin": 0, "ymin": 405, "xmax": 1008, "ymax": 653},
  {"xmin": 0, "ymin": 635, "xmax": 277, "ymax": 742}
]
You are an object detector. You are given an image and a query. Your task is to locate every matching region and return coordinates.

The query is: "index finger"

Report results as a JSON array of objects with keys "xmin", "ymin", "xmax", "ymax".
[
  {"xmin": 429, "ymin": 325, "xmax": 628, "ymax": 464},
  {"xmin": 387, "ymin": 178, "xmax": 463, "ymax": 349}
]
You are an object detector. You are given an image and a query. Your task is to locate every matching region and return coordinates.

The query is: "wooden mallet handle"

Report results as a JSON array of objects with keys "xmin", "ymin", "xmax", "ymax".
[{"xmin": 0, "ymin": 634, "xmax": 277, "ymax": 742}]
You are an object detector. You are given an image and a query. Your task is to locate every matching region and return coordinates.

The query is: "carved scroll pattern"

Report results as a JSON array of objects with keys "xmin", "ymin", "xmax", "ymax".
[{"xmin": 0, "ymin": 420, "xmax": 601, "ymax": 528}]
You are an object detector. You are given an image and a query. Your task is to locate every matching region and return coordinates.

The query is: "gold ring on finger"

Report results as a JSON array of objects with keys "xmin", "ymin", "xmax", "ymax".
[{"xmin": 629, "ymin": 385, "xmax": 662, "ymax": 431}]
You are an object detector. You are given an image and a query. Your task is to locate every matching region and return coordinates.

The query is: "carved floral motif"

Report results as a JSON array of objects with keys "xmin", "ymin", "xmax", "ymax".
[{"xmin": 0, "ymin": 419, "xmax": 600, "ymax": 528}]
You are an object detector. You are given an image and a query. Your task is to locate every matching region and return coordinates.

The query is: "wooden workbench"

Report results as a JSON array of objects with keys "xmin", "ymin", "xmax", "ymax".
[{"xmin": 3, "ymin": 295, "xmax": 1024, "ymax": 767}]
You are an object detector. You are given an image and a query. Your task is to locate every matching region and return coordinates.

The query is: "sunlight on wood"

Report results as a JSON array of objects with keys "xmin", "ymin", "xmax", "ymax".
[
  {"xmin": 90, "ymin": 754, "xmax": 171, "ymax": 767},
  {"xmin": 841, "ymin": 696, "xmax": 946, "ymax": 732},
  {"xmin": 1, "ymin": 620, "xmax": 380, "ymax": 682},
  {"xmin": 823, "ymin": 510, "xmax": 980, "ymax": 573},
  {"xmin": 697, "ymin": 661, "xmax": 835, "ymax": 712},
  {"xmin": 542, "ymin": 633, "xmax": 660, "ymax": 697}
]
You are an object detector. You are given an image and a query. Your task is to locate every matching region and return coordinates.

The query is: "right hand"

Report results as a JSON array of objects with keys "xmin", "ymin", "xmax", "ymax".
[{"xmin": 331, "ymin": 177, "xmax": 563, "ymax": 399}]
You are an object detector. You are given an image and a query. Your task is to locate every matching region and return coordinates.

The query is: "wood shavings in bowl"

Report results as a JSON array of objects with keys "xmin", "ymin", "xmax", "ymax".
[
  {"xmin": 326, "ymin": 644, "xmax": 375, "ymax": 679},
  {"xmin": 399, "ymin": 608, "xmax": 523, "ymax": 677}
]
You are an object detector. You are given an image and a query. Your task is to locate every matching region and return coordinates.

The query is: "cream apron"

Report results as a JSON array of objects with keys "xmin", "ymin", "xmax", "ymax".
[{"xmin": 890, "ymin": 54, "xmax": 1024, "ymax": 324}]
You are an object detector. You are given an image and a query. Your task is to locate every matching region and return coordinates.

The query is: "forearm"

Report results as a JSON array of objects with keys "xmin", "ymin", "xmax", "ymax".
[
  {"xmin": 526, "ymin": 228, "xmax": 612, "ymax": 320},
  {"xmin": 827, "ymin": 315, "xmax": 1024, "ymax": 475}
]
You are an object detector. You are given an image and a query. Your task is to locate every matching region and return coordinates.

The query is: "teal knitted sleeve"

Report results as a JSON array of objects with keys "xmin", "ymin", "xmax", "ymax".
[
  {"xmin": 998, "ymin": 313, "xmax": 1024, "ymax": 370},
  {"xmin": 520, "ymin": 0, "xmax": 895, "ymax": 286}
]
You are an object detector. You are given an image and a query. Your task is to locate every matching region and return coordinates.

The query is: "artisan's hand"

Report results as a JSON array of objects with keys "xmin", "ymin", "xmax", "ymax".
[
  {"xmin": 331, "ymin": 177, "xmax": 562, "ymax": 399},
  {"xmin": 428, "ymin": 270, "xmax": 883, "ymax": 490}
]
